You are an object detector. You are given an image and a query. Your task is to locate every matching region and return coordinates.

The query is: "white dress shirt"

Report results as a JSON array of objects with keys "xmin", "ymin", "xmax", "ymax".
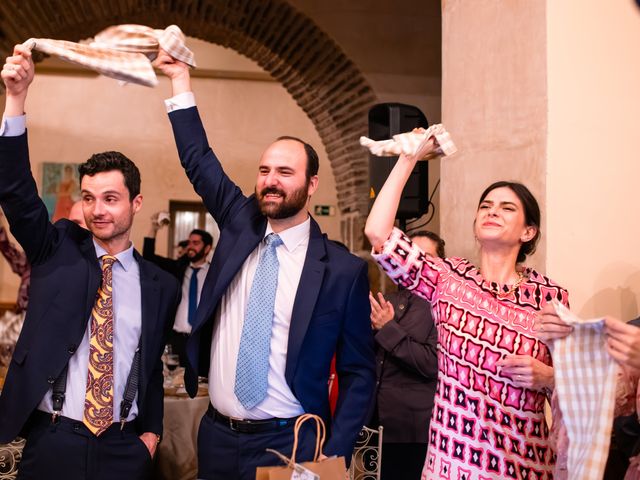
[
  {"xmin": 165, "ymin": 91, "xmax": 309, "ymax": 419},
  {"xmin": 173, "ymin": 260, "xmax": 210, "ymax": 334},
  {"xmin": 208, "ymin": 220, "xmax": 309, "ymax": 419},
  {"xmin": 37, "ymin": 242, "xmax": 142, "ymax": 422}
]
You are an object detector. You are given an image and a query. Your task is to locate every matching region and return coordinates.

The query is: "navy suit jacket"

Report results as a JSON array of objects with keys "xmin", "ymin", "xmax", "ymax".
[
  {"xmin": 0, "ymin": 132, "xmax": 180, "ymax": 444},
  {"xmin": 168, "ymin": 107, "xmax": 376, "ymax": 459}
]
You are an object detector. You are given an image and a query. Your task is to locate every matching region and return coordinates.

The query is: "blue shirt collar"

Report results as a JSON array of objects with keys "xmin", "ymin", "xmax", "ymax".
[{"xmin": 93, "ymin": 240, "xmax": 136, "ymax": 272}]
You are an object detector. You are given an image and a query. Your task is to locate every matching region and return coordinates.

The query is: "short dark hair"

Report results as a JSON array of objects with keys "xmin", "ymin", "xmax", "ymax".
[
  {"xmin": 477, "ymin": 181, "xmax": 541, "ymax": 264},
  {"xmin": 190, "ymin": 229, "xmax": 213, "ymax": 247},
  {"xmin": 276, "ymin": 136, "xmax": 319, "ymax": 180},
  {"xmin": 410, "ymin": 230, "xmax": 446, "ymax": 258},
  {"xmin": 78, "ymin": 151, "xmax": 141, "ymax": 200}
]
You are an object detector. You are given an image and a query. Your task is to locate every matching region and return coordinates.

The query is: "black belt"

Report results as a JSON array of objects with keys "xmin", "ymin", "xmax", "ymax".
[{"xmin": 206, "ymin": 404, "xmax": 299, "ymax": 434}]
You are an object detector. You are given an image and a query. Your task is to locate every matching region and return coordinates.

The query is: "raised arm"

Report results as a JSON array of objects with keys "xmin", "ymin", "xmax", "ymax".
[
  {"xmin": 142, "ymin": 212, "xmax": 177, "ymax": 272},
  {"xmin": 364, "ymin": 153, "xmax": 418, "ymax": 249},
  {"xmin": 0, "ymin": 46, "xmax": 58, "ymax": 265},
  {"xmin": 364, "ymin": 138, "xmax": 437, "ymax": 249},
  {"xmin": 154, "ymin": 50, "xmax": 247, "ymax": 229}
]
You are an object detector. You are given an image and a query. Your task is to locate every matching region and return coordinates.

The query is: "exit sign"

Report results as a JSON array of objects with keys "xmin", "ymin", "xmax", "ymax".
[{"xmin": 314, "ymin": 205, "xmax": 336, "ymax": 216}]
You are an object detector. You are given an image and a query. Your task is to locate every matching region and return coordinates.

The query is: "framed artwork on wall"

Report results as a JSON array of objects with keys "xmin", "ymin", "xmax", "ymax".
[{"xmin": 41, "ymin": 162, "xmax": 80, "ymax": 221}]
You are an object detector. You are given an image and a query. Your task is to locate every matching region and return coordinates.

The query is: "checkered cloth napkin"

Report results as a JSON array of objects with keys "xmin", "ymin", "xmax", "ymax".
[
  {"xmin": 359, "ymin": 124, "xmax": 457, "ymax": 159},
  {"xmin": 548, "ymin": 300, "xmax": 620, "ymax": 480},
  {"xmin": 21, "ymin": 24, "xmax": 196, "ymax": 87}
]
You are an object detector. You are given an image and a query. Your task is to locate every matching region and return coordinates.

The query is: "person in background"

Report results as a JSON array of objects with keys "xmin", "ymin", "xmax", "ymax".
[
  {"xmin": 537, "ymin": 307, "xmax": 640, "ymax": 479},
  {"xmin": 369, "ymin": 230, "xmax": 445, "ymax": 480},
  {"xmin": 0, "ymin": 199, "xmax": 85, "ymax": 316},
  {"xmin": 175, "ymin": 239, "xmax": 189, "ymax": 259},
  {"xmin": 67, "ymin": 200, "xmax": 87, "ymax": 228},
  {"xmin": 0, "ymin": 209, "xmax": 29, "ymax": 314},
  {"xmin": 143, "ymin": 213, "xmax": 213, "ymax": 365}
]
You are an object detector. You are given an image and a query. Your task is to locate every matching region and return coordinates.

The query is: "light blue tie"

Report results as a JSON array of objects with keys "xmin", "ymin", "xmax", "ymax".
[{"xmin": 234, "ymin": 233, "xmax": 283, "ymax": 409}]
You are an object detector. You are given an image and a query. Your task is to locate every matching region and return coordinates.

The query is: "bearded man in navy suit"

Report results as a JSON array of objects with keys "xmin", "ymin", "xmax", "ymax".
[{"xmin": 154, "ymin": 50, "xmax": 376, "ymax": 479}]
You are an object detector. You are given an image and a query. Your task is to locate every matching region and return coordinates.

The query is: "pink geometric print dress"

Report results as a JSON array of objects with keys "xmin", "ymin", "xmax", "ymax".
[{"xmin": 373, "ymin": 228, "xmax": 569, "ymax": 480}]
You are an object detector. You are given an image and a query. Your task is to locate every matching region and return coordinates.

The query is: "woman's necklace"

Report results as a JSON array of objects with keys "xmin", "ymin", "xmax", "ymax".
[{"xmin": 484, "ymin": 271, "xmax": 525, "ymax": 297}]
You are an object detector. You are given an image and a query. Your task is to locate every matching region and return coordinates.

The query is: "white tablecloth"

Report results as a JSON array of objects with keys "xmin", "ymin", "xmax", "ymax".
[{"xmin": 154, "ymin": 395, "xmax": 209, "ymax": 480}]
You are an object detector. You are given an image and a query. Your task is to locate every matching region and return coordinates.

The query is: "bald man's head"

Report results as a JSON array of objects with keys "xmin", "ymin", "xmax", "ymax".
[{"xmin": 68, "ymin": 201, "xmax": 86, "ymax": 228}]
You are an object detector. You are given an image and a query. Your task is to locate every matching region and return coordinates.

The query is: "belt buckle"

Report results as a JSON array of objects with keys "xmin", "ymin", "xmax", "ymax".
[{"xmin": 229, "ymin": 416, "xmax": 243, "ymax": 432}]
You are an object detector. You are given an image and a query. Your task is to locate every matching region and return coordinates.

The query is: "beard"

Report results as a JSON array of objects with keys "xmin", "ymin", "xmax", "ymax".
[
  {"xmin": 187, "ymin": 245, "xmax": 208, "ymax": 263},
  {"xmin": 256, "ymin": 183, "xmax": 309, "ymax": 219}
]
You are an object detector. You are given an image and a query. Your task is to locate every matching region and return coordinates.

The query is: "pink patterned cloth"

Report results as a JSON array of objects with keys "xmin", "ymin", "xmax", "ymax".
[{"xmin": 373, "ymin": 228, "xmax": 569, "ymax": 480}]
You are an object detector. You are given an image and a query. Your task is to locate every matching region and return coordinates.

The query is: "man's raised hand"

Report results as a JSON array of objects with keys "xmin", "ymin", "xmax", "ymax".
[
  {"xmin": 2, "ymin": 45, "xmax": 34, "ymax": 117},
  {"xmin": 2, "ymin": 45, "xmax": 34, "ymax": 98},
  {"xmin": 153, "ymin": 48, "xmax": 191, "ymax": 96}
]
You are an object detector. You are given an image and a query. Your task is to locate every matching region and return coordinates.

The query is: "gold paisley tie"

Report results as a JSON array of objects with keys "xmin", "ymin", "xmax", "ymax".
[{"xmin": 83, "ymin": 255, "xmax": 117, "ymax": 435}]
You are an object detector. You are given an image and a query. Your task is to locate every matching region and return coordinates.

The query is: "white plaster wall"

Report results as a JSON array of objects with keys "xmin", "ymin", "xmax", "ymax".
[
  {"xmin": 290, "ymin": 0, "xmax": 444, "ymax": 236},
  {"xmin": 546, "ymin": 0, "xmax": 640, "ymax": 319},
  {"xmin": 0, "ymin": 44, "xmax": 341, "ymax": 304},
  {"xmin": 440, "ymin": 0, "xmax": 548, "ymax": 266}
]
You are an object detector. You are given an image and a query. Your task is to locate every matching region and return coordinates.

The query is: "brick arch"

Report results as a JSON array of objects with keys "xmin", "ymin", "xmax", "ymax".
[{"xmin": 0, "ymin": 0, "xmax": 376, "ymax": 234}]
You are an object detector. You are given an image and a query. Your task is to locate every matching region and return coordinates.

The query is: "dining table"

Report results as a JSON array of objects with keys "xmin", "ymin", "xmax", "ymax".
[{"xmin": 153, "ymin": 375, "xmax": 209, "ymax": 480}]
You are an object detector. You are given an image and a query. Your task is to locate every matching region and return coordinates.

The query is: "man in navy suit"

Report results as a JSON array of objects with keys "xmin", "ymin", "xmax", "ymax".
[
  {"xmin": 143, "ymin": 221, "xmax": 214, "ymax": 366},
  {"xmin": 0, "ymin": 46, "xmax": 179, "ymax": 480},
  {"xmin": 155, "ymin": 50, "xmax": 375, "ymax": 479}
]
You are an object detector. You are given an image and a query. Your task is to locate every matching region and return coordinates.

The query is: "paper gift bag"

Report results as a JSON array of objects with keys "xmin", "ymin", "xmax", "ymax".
[{"xmin": 256, "ymin": 414, "xmax": 346, "ymax": 480}]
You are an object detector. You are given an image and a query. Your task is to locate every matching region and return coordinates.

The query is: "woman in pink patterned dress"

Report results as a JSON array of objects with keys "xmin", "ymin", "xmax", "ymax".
[{"xmin": 364, "ymin": 141, "xmax": 569, "ymax": 480}]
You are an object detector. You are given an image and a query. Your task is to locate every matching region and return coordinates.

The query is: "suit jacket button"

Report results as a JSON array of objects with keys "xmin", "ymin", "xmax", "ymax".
[
  {"xmin": 398, "ymin": 304, "xmax": 405, "ymax": 310},
  {"xmin": 47, "ymin": 376, "xmax": 55, "ymax": 384},
  {"xmin": 68, "ymin": 345, "xmax": 77, "ymax": 354}
]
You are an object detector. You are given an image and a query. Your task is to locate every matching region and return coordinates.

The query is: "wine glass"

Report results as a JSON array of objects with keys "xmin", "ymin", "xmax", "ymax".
[{"xmin": 162, "ymin": 344, "xmax": 179, "ymax": 386}]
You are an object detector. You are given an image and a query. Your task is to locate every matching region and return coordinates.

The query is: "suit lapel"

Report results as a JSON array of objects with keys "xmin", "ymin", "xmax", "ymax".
[
  {"xmin": 136, "ymin": 253, "xmax": 160, "ymax": 398},
  {"xmin": 80, "ymin": 236, "xmax": 101, "ymax": 323},
  {"xmin": 193, "ymin": 212, "xmax": 266, "ymax": 332},
  {"xmin": 285, "ymin": 218, "xmax": 326, "ymax": 384}
]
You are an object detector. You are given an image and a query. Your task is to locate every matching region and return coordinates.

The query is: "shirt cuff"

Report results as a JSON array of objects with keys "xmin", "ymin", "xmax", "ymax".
[
  {"xmin": 164, "ymin": 92, "xmax": 196, "ymax": 113},
  {"xmin": 0, "ymin": 114, "xmax": 26, "ymax": 137}
]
